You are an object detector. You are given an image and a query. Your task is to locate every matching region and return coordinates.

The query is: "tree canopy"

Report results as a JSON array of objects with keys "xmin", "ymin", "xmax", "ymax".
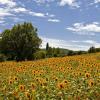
[{"xmin": 0, "ymin": 22, "xmax": 42, "ymax": 61}]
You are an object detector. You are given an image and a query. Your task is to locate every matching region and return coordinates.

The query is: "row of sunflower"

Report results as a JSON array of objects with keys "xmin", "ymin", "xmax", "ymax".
[{"xmin": 0, "ymin": 53, "xmax": 100, "ymax": 99}]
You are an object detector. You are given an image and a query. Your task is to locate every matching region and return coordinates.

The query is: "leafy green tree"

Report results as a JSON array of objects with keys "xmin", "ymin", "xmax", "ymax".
[
  {"xmin": 67, "ymin": 50, "xmax": 74, "ymax": 56},
  {"xmin": 88, "ymin": 46, "xmax": 96, "ymax": 53},
  {"xmin": 0, "ymin": 54, "xmax": 7, "ymax": 62},
  {"xmin": 52, "ymin": 47, "xmax": 61, "ymax": 57},
  {"xmin": 46, "ymin": 43, "xmax": 52, "ymax": 57},
  {"xmin": 33, "ymin": 50, "xmax": 46, "ymax": 60},
  {"xmin": 46, "ymin": 42, "xmax": 49, "ymax": 51},
  {"xmin": 77, "ymin": 51, "xmax": 83, "ymax": 55},
  {"xmin": 0, "ymin": 22, "xmax": 42, "ymax": 61},
  {"xmin": 95, "ymin": 48, "xmax": 100, "ymax": 52},
  {"xmin": 52, "ymin": 48, "xmax": 57, "ymax": 57},
  {"xmin": 47, "ymin": 47, "xmax": 53, "ymax": 57}
]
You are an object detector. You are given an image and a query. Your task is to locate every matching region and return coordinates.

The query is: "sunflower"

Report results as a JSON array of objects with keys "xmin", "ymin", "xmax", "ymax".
[
  {"xmin": 25, "ymin": 91, "xmax": 31, "ymax": 99},
  {"xmin": 31, "ymin": 82, "xmax": 36, "ymax": 90},
  {"xmin": 88, "ymin": 79, "xmax": 94, "ymax": 87},
  {"xmin": 8, "ymin": 79, "xmax": 13, "ymax": 84},
  {"xmin": 57, "ymin": 82, "xmax": 65, "ymax": 90},
  {"xmin": 13, "ymin": 76, "xmax": 18, "ymax": 81},
  {"xmin": 85, "ymin": 73, "xmax": 91, "ymax": 78},
  {"xmin": 19, "ymin": 85, "xmax": 25, "ymax": 91}
]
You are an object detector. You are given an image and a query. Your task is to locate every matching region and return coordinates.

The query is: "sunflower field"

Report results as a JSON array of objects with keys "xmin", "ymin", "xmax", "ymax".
[{"xmin": 0, "ymin": 53, "xmax": 100, "ymax": 100}]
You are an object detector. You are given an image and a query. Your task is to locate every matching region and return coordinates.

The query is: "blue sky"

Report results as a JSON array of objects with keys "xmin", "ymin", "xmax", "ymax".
[{"xmin": 0, "ymin": 0, "xmax": 100, "ymax": 50}]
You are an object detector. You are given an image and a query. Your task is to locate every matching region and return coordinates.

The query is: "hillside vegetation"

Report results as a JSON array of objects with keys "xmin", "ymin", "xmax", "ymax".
[{"xmin": 0, "ymin": 53, "xmax": 100, "ymax": 100}]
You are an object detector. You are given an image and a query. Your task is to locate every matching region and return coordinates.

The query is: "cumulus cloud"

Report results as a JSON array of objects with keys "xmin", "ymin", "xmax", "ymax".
[
  {"xmin": 0, "ymin": 0, "xmax": 56, "ymax": 23},
  {"xmin": 94, "ymin": 0, "xmax": 100, "ymax": 3},
  {"xmin": 48, "ymin": 19, "xmax": 60, "ymax": 22},
  {"xmin": 33, "ymin": 0, "xmax": 54, "ymax": 4},
  {"xmin": 72, "ymin": 40, "xmax": 97, "ymax": 44},
  {"xmin": 59, "ymin": 0, "xmax": 80, "ymax": 8},
  {"xmin": 29, "ymin": 11, "xmax": 46, "ymax": 18},
  {"xmin": 12, "ymin": 7, "xmax": 46, "ymax": 18},
  {"xmin": 72, "ymin": 40, "xmax": 100, "ymax": 48},
  {"xmin": 0, "ymin": 20, "xmax": 5, "ymax": 24},
  {"xmin": 0, "ymin": 0, "xmax": 16, "ymax": 7},
  {"xmin": 40, "ymin": 36, "xmax": 94, "ymax": 51},
  {"xmin": 13, "ymin": 7, "xmax": 28, "ymax": 13},
  {"xmin": 33, "ymin": 0, "xmax": 80, "ymax": 8},
  {"xmin": 0, "ymin": 8, "xmax": 13, "ymax": 17},
  {"xmin": 67, "ymin": 22, "xmax": 100, "ymax": 35},
  {"xmin": 0, "ymin": 0, "xmax": 19, "ymax": 19},
  {"xmin": 0, "ymin": 0, "xmax": 16, "ymax": 18},
  {"xmin": 11, "ymin": 7, "xmax": 54, "ymax": 18},
  {"xmin": 89, "ymin": 0, "xmax": 100, "ymax": 6},
  {"xmin": 40, "ymin": 36, "xmax": 100, "ymax": 51}
]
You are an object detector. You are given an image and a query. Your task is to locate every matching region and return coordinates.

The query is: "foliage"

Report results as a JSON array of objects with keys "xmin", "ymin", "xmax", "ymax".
[
  {"xmin": 45, "ymin": 43, "xmax": 68, "ymax": 58},
  {"xmin": 67, "ymin": 50, "xmax": 74, "ymax": 56},
  {"xmin": 33, "ymin": 50, "xmax": 46, "ymax": 60},
  {"xmin": 0, "ymin": 54, "xmax": 7, "ymax": 62},
  {"xmin": 46, "ymin": 42, "xmax": 49, "ymax": 51},
  {"xmin": 88, "ymin": 46, "xmax": 96, "ymax": 53},
  {"xmin": 46, "ymin": 47, "xmax": 53, "ymax": 57},
  {"xmin": 0, "ymin": 22, "xmax": 42, "ymax": 61}
]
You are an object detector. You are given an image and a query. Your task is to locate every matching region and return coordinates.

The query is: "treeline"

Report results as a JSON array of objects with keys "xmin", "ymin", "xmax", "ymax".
[
  {"xmin": 33, "ymin": 44, "xmax": 100, "ymax": 60},
  {"xmin": 88, "ymin": 46, "xmax": 100, "ymax": 53},
  {"xmin": 0, "ymin": 22, "xmax": 100, "ymax": 61}
]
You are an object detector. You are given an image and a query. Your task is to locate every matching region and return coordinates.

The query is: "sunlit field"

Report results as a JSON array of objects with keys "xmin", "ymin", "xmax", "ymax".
[{"xmin": 0, "ymin": 53, "xmax": 100, "ymax": 100}]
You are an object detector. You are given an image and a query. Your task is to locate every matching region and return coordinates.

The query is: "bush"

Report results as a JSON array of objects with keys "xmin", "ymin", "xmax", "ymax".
[
  {"xmin": 0, "ymin": 54, "xmax": 7, "ymax": 62},
  {"xmin": 67, "ymin": 50, "xmax": 74, "ymax": 56},
  {"xmin": 33, "ymin": 50, "xmax": 46, "ymax": 60}
]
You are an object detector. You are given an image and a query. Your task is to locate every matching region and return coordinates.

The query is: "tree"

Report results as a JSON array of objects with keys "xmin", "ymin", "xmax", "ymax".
[
  {"xmin": 67, "ymin": 50, "xmax": 74, "ymax": 56},
  {"xmin": 47, "ymin": 47, "xmax": 53, "ymax": 57},
  {"xmin": 33, "ymin": 50, "xmax": 46, "ymax": 60},
  {"xmin": 88, "ymin": 46, "xmax": 96, "ymax": 53},
  {"xmin": 95, "ymin": 48, "xmax": 100, "ymax": 52},
  {"xmin": 52, "ymin": 48, "xmax": 61, "ymax": 57},
  {"xmin": 46, "ymin": 42, "xmax": 49, "ymax": 51},
  {"xmin": 0, "ymin": 22, "xmax": 42, "ymax": 61},
  {"xmin": 46, "ymin": 43, "xmax": 52, "ymax": 57}
]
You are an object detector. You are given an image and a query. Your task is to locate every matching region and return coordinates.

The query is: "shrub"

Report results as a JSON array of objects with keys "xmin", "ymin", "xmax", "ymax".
[{"xmin": 0, "ymin": 54, "xmax": 7, "ymax": 62}]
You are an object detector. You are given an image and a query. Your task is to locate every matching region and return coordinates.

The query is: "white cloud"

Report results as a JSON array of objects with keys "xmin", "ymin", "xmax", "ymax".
[
  {"xmin": 94, "ymin": 0, "xmax": 100, "ymax": 3},
  {"xmin": 40, "ymin": 36, "xmax": 91, "ymax": 51},
  {"xmin": 33, "ymin": 0, "xmax": 80, "ymax": 8},
  {"xmin": 0, "ymin": 0, "xmax": 16, "ymax": 18},
  {"xmin": 33, "ymin": 0, "xmax": 54, "ymax": 4},
  {"xmin": 0, "ymin": 0, "xmax": 55, "ymax": 20},
  {"xmin": 0, "ymin": 0, "xmax": 16, "ymax": 7},
  {"xmin": 29, "ymin": 11, "xmax": 46, "ymax": 17},
  {"xmin": 89, "ymin": 0, "xmax": 100, "ymax": 6},
  {"xmin": 59, "ymin": 0, "xmax": 80, "ymax": 8},
  {"xmin": 46, "ymin": 13, "xmax": 55, "ymax": 18},
  {"xmin": 40, "ymin": 36, "xmax": 100, "ymax": 50},
  {"xmin": 11, "ymin": 7, "xmax": 49, "ymax": 18},
  {"xmin": 29, "ymin": 11, "xmax": 55, "ymax": 18},
  {"xmin": 71, "ymin": 39, "xmax": 100, "ymax": 48},
  {"xmin": 72, "ymin": 40, "xmax": 97, "ymax": 45},
  {"xmin": 13, "ymin": 7, "xmax": 28, "ymax": 13},
  {"xmin": 2, "ymin": 4, "xmax": 55, "ymax": 18},
  {"xmin": 83, "ymin": 40, "xmax": 96, "ymax": 44},
  {"xmin": 0, "ymin": 8, "xmax": 14, "ymax": 17},
  {"xmin": 48, "ymin": 19, "xmax": 60, "ymax": 22},
  {"xmin": 0, "ymin": 20, "xmax": 5, "ymax": 24},
  {"xmin": 67, "ymin": 22, "xmax": 100, "ymax": 35}
]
